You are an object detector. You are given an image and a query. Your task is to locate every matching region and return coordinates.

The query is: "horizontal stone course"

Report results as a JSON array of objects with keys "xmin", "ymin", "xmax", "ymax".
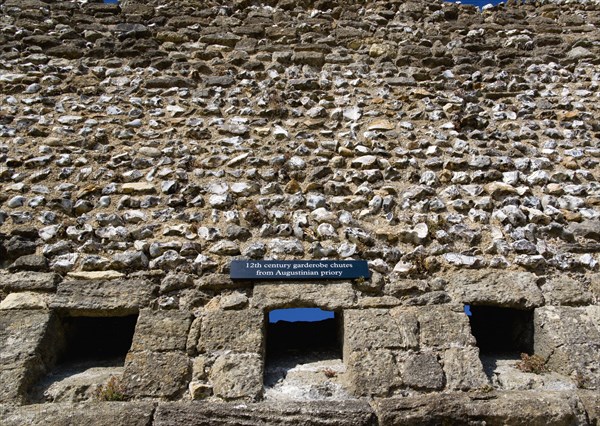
[
  {"xmin": 50, "ymin": 279, "xmax": 158, "ymax": 315},
  {"xmin": 0, "ymin": 402, "xmax": 156, "ymax": 426},
  {"xmin": 153, "ymin": 400, "xmax": 377, "ymax": 426},
  {"xmin": 2, "ymin": 392, "xmax": 597, "ymax": 425},
  {"xmin": 373, "ymin": 391, "xmax": 589, "ymax": 426}
]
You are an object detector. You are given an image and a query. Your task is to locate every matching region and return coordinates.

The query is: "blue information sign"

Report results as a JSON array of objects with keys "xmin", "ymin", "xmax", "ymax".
[{"xmin": 230, "ymin": 260, "xmax": 370, "ymax": 280}]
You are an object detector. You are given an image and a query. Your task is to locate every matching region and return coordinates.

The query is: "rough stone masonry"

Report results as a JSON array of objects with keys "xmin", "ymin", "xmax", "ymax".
[{"xmin": 0, "ymin": 0, "xmax": 599, "ymax": 424}]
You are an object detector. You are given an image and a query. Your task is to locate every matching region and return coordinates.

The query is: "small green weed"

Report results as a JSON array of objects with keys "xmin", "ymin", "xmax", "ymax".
[{"xmin": 95, "ymin": 376, "xmax": 129, "ymax": 401}]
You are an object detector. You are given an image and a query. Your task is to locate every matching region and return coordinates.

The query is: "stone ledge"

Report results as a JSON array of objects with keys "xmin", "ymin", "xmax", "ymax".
[
  {"xmin": 153, "ymin": 400, "xmax": 377, "ymax": 426},
  {"xmin": 2, "ymin": 393, "xmax": 595, "ymax": 425},
  {"xmin": 372, "ymin": 391, "xmax": 589, "ymax": 426},
  {"xmin": 0, "ymin": 272, "xmax": 60, "ymax": 292},
  {"xmin": 0, "ymin": 402, "xmax": 156, "ymax": 426}
]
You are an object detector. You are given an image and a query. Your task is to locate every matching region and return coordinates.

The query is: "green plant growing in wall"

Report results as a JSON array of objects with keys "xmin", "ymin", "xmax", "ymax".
[{"xmin": 96, "ymin": 376, "xmax": 129, "ymax": 402}]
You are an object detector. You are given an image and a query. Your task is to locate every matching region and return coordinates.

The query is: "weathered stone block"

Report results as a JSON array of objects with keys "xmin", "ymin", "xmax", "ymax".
[
  {"xmin": 292, "ymin": 51, "xmax": 325, "ymax": 67},
  {"xmin": 401, "ymin": 352, "xmax": 444, "ymax": 391},
  {"xmin": 191, "ymin": 355, "xmax": 210, "ymax": 381},
  {"xmin": 189, "ymin": 381, "xmax": 212, "ymax": 400},
  {"xmin": 37, "ymin": 368, "xmax": 116, "ymax": 403},
  {"xmin": 123, "ymin": 351, "xmax": 190, "ymax": 399},
  {"xmin": 0, "ymin": 292, "xmax": 47, "ymax": 310},
  {"xmin": 0, "ymin": 271, "xmax": 59, "ymax": 292},
  {"xmin": 209, "ymin": 352, "xmax": 262, "ymax": 401},
  {"xmin": 186, "ymin": 317, "xmax": 202, "ymax": 356},
  {"xmin": 0, "ymin": 310, "xmax": 58, "ymax": 403},
  {"xmin": 50, "ymin": 279, "xmax": 158, "ymax": 315},
  {"xmin": 0, "ymin": 367, "xmax": 32, "ymax": 403},
  {"xmin": 534, "ymin": 306, "xmax": 600, "ymax": 389},
  {"xmin": 578, "ymin": 390, "xmax": 600, "ymax": 425},
  {"xmin": 0, "ymin": 402, "xmax": 155, "ymax": 426},
  {"xmin": 198, "ymin": 309, "xmax": 263, "ymax": 354},
  {"xmin": 67, "ymin": 271, "xmax": 125, "ymax": 281},
  {"xmin": 344, "ymin": 309, "xmax": 418, "ymax": 359},
  {"xmin": 8, "ymin": 254, "xmax": 48, "ymax": 272},
  {"xmin": 590, "ymin": 273, "xmax": 600, "ymax": 301},
  {"xmin": 251, "ymin": 282, "xmax": 356, "ymax": 310},
  {"xmin": 130, "ymin": 308, "xmax": 192, "ymax": 352},
  {"xmin": 153, "ymin": 400, "xmax": 377, "ymax": 426},
  {"xmin": 384, "ymin": 279, "xmax": 429, "ymax": 297},
  {"xmin": 417, "ymin": 306, "xmax": 475, "ymax": 349},
  {"xmin": 541, "ymin": 276, "xmax": 593, "ymax": 306},
  {"xmin": 389, "ymin": 307, "xmax": 421, "ymax": 345},
  {"xmin": 346, "ymin": 349, "xmax": 400, "ymax": 397},
  {"xmin": 442, "ymin": 347, "xmax": 489, "ymax": 391},
  {"xmin": 219, "ymin": 291, "xmax": 248, "ymax": 310},
  {"xmin": 446, "ymin": 270, "xmax": 544, "ymax": 309},
  {"xmin": 0, "ymin": 310, "xmax": 52, "ymax": 367},
  {"xmin": 373, "ymin": 391, "xmax": 587, "ymax": 426}
]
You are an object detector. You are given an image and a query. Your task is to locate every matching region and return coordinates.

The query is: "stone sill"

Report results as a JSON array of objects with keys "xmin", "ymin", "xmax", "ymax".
[{"xmin": 1, "ymin": 390, "xmax": 599, "ymax": 426}]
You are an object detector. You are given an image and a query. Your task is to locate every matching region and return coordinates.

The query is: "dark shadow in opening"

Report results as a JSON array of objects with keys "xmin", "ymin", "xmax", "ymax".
[
  {"xmin": 468, "ymin": 305, "xmax": 533, "ymax": 356},
  {"xmin": 27, "ymin": 314, "xmax": 138, "ymax": 403},
  {"xmin": 264, "ymin": 309, "xmax": 342, "ymax": 388},
  {"xmin": 266, "ymin": 312, "xmax": 341, "ymax": 358},
  {"xmin": 58, "ymin": 315, "xmax": 138, "ymax": 365}
]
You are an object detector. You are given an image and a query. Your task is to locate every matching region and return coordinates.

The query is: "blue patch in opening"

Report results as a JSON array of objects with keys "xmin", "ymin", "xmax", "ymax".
[
  {"xmin": 446, "ymin": 0, "xmax": 504, "ymax": 8},
  {"xmin": 464, "ymin": 304, "xmax": 472, "ymax": 316},
  {"xmin": 269, "ymin": 308, "xmax": 334, "ymax": 324}
]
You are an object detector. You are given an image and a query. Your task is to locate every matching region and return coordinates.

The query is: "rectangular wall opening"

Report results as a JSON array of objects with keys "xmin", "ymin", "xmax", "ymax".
[
  {"xmin": 266, "ymin": 308, "xmax": 340, "ymax": 359},
  {"xmin": 29, "ymin": 313, "xmax": 138, "ymax": 403},
  {"xmin": 58, "ymin": 315, "xmax": 138, "ymax": 365},
  {"xmin": 467, "ymin": 305, "xmax": 533, "ymax": 355},
  {"xmin": 264, "ymin": 307, "xmax": 348, "ymax": 400}
]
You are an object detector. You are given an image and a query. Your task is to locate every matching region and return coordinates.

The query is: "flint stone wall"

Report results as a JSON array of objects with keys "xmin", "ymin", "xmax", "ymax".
[{"xmin": 0, "ymin": 0, "xmax": 599, "ymax": 423}]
